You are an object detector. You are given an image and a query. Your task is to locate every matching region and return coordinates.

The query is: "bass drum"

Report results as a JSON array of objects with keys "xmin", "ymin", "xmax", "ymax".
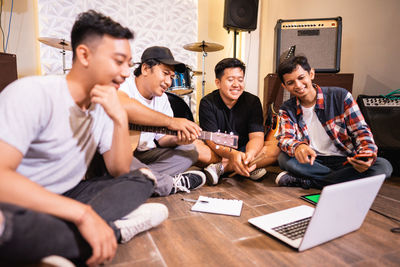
[{"xmin": 170, "ymin": 65, "xmax": 191, "ymax": 90}]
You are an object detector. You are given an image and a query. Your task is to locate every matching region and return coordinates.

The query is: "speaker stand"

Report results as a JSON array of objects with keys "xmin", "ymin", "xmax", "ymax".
[{"xmin": 233, "ymin": 30, "xmax": 238, "ymax": 58}]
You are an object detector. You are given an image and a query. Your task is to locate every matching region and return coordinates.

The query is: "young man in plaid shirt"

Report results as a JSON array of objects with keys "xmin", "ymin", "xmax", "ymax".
[{"xmin": 275, "ymin": 56, "xmax": 392, "ymax": 189}]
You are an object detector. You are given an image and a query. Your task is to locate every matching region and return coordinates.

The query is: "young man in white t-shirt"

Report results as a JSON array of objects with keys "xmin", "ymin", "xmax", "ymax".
[
  {"xmin": 0, "ymin": 10, "xmax": 169, "ymax": 266},
  {"xmin": 118, "ymin": 46, "xmax": 206, "ymax": 196}
]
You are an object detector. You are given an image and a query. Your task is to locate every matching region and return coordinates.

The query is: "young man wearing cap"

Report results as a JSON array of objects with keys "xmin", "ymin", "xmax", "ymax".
[
  {"xmin": 275, "ymin": 55, "xmax": 392, "ymax": 189},
  {"xmin": 118, "ymin": 46, "xmax": 206, "ymax": 196},
  {"xmin": 0, "ymin": 11, "xmax": 170, "ymax": 266},
  {"xmin": 195, "ymin": 58, "xmax": 280, "ymax": 185}
]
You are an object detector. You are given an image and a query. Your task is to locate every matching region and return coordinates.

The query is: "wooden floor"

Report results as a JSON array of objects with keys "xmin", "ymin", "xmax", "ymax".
[{"xmin": 106, "ymin": 169, "xmax": 400, "ymax": 267}]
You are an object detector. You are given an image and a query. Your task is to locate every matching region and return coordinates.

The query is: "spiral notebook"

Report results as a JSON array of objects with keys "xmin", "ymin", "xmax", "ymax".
[{"xmin": 190, "ymin": 196, "xmax": 243, "ymax": 216}]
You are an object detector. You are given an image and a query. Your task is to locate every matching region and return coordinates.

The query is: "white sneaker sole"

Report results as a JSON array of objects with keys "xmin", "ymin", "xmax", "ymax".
[
  {"xmin": 275, "ymin": 171, "xmax": 288, "ymax": 185},
  {"xmin": 204, "ymin": 166, "xmax": 219, "ymax": 185},
  {"xmin": 249, "ymin": 168, "xmax": 267, "ymax": 181}
]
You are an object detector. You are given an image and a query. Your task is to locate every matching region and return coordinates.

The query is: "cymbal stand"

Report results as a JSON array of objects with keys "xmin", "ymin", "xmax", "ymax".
[
  {"xmin": 201, "ymin": 42, "xmax": 207, "ymax": 97},
  {"xmin": 61, "ymin": 39, "xmax": 67, "ymax": 74}
]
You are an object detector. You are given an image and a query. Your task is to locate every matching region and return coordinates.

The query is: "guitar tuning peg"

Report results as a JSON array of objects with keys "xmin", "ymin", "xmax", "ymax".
[
  {"xmin": 217, "ymin": 129, "xmax": 221, "ymax": 133},
  {"xmin": 230, "ymin": 132, "xmax": 234, "ymax": 135},
  {"xmin": 215, "ymin": 145, "xmax": 220, "ymax": 149}
]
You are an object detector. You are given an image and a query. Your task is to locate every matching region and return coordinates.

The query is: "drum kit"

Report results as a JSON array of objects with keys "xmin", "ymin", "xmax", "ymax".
[
  {"xmin": 170, "ymin": 40, "xmax": 224, "ymax": 98},
  {"xmin": 38, "ymin": 37, "xmax": 224, "ymax": 98}
]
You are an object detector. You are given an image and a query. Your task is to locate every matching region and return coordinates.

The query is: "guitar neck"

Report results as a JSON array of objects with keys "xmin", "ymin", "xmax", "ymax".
[
  {"xmin": 129, "ymin": 123, "xmax": 223, "ymax": 141},
  {"xmin": 129, "ymin": 123, "xmax": 238, "ymax": 148},
  {"xmin": 129, "ymin": 124, "xmax": 177, "ymax": 135}
]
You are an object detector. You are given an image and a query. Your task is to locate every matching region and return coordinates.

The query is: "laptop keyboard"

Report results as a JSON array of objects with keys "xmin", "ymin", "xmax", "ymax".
[{"xmin": 272, "ymin": 217, "xmax": 311, "ymax": 240}]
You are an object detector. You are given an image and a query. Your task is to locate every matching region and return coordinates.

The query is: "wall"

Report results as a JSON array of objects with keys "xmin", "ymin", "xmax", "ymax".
[
  {"xmin": 4, "ymin": 0, "xmax": 399, "ymax": 102},
  {"xmin": 196, "ymin": 0, "xmax": 260, "ymax": 120},
  {"xmin": 37, "ymin": 0, "xmax": 198, "ymax": 76},
  {"xmin": 259, "ymin": 0, "xmax": 400, "ymax": 102},
  {"xmin": 0, "ymin": 0, "xmax": 39, "ymax": 77}
]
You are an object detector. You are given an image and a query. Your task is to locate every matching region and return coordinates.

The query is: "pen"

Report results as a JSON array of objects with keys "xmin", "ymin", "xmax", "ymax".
[{"xmin": 181, "ymin": 198, "xmax": 209, "ymax": 203}]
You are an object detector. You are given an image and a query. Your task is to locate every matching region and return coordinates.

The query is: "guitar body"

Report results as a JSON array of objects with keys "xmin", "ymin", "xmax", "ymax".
[
  {"xmin": 265, "ymin": 103, "xmax": 280, "ymax": 141},
  {"xmin": 129, "ymin": 130, "xmax": 140, "ymax": 152},
  {"xmin": 265, "ymin": 112, "xmax": 280, "ymax": 141}
]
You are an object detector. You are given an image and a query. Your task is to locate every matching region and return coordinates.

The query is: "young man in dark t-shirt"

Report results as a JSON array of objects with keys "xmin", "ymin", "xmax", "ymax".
[{"xmin": 195, "ymin": 58, "xmax": 280, "ymax": 184}]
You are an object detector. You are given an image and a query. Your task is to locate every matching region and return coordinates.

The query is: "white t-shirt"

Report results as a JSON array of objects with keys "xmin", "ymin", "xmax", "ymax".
[
  {"xmin": 0, "ymin": 75, "xmax": 114, "ymax": 194},
  {"xmin": 119, "ymin": 76, "xmax": 173, "ymax": 151},
  {"xmin": 301, "ymin": 104, "xmax": 345, "ymax": 156}
]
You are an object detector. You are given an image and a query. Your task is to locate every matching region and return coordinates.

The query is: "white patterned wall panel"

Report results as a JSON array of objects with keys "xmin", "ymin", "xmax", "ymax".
[{"xmin": 38, "ymin": 0, "xmax": 198, "ymax": 74}]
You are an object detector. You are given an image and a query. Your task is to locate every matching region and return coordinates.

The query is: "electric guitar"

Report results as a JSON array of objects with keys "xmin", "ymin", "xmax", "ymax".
[
  {"xmin": 265, "ymin": 103, "xmax": 280, "ymax": 141},
  {"xmin": 266, "ymin": 45, "xmax": 296, "ymax": 141},
  {"xmin": 129, "ymin": 123, "xmax": 239, "ymax": 152}
]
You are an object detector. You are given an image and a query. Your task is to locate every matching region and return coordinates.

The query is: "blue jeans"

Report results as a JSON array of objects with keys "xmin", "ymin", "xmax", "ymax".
[
  {"xmin": 278, "ymin": 152, "xmax": 393, "ymax": 189},
  {"xmin": 0, "ymin": 170, "xmax": 154, "ymax": 265}
]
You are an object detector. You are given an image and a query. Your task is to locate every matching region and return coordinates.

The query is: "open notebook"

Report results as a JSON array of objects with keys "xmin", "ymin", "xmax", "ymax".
[{"xmin": 191, "ymin": 196, "xmax": 243, "ymax": 216}]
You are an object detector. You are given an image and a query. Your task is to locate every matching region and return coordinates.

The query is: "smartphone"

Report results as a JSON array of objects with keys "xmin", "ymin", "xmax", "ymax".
[
  {"xmin": 353, "ymin": 153, "xmax": 373, "ymax": 162},
  {"xmin": 300, "ymin": 193, "xmax": 321, "ymax": 205},
  {"xmin": 343, "ymin": 153, "xmax": 373, "ymax": 165}
]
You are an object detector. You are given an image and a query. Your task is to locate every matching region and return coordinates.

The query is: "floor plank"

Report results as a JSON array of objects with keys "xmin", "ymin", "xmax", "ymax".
[{"xmin": 107, "ymin": 174, "xmax": 400, "ymax": 266}]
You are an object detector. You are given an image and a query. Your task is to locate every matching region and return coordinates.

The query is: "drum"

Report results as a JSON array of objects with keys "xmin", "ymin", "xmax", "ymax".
[
  {"xmin": 170, "ymin": 66, "xmax": 191, "ymax": 90},
  {"xmin": 165, "ymin": 91, "xmax": 194, "ymax": 122}
]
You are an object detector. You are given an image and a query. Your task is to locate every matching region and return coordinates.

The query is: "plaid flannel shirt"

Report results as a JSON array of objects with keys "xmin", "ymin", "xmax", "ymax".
[{"xmin": 277, "ymin": 85, "xmax": 377, "ymax": 158}]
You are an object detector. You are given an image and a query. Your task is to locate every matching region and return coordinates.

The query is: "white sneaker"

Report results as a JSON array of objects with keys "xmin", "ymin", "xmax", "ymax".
[
  {"xmin": 249, "ymin": 168, "xmax": 267, "ymax": 181},
  {"xmin": 171, "ymin": 170, "xmax": 206, "ymax": 194},
  {"xmin": 40, "ymin": 255, "xmax": 75, "ymax": 267},
  {"xmin": 114, "ymin": 203, "xmax": 168, "ymax": 243},
  {"xmin": 204, "ymin": 162, "xmax": 224, "ymax": 185}
]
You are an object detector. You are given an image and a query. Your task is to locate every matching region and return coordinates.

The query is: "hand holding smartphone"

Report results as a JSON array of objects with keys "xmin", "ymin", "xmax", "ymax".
[{"xmin": 343, "ymin": 153, "xmax": 373, "ymax": 166}]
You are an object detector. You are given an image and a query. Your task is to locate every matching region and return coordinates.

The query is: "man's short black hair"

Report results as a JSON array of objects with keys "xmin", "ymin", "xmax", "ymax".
[
  {"xmin": 70, "ymin": 10, "xmax": 134, "ymax": 60},
  {"xmin": 214, "ymin": 58, "xmax": 246, "ymax": 80},
  {"xmin": 277, "ymin": 56, "xmax": 311, "ymax": 83},
  {"xmin": 133, "ymin": 59, "xmax": 161, "ymax": 77}
]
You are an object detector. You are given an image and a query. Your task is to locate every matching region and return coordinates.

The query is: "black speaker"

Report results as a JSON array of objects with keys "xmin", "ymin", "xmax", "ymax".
[
  {"xmin": 357, "ymin": 95, "xmax": 400, "ymax": 176},
  {"xmin": 223, "ymin": 0, "xmax": 259, "ymax": 32},
  {"xmin": 275, "ymin": 17, "xmax": 342, "ymax": 73},
  {"xmin": 357, "ymin": 95, "xmax": 400, "ymax": 151},
  {"xmin": 0, "ymin": 52, "xmax": 18, "ymax": 93}
]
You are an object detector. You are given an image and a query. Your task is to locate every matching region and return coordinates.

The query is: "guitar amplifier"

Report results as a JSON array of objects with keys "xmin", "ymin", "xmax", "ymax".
[
  {"xmin": 275, "ymin": 17, "xmax": 342, "ymax": 73},
  {"xmin": 357, "ymin": 95, "xmax": 400, "ymax": 150}
]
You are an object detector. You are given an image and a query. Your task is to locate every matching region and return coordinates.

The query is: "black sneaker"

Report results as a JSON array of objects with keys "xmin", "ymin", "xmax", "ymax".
[
  {"xmin": 275, "ymin": 171, "xmax": 311, "ymax": 189},
  {"xmin": 171, "ymin": 170, "xmax": 206, "ymax": 194}
]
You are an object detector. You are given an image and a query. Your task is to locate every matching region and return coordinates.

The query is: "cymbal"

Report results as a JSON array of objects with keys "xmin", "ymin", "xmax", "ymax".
[
  {"xmin": 192, "ymin": 70, "xmax": 204, "ymax": 76},
  {"xmin": 183, "ymin": 41, "xmax": 224, "ymax": 52},
  {"xmin": 38, "ymin": 37, "xmax": 72, "ymax": 51}
]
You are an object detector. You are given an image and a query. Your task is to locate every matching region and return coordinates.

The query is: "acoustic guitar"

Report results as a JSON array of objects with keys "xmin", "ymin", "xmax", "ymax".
[{"xmin": 129, "ymin": 123, "xmax": 239, "ymax": 152}]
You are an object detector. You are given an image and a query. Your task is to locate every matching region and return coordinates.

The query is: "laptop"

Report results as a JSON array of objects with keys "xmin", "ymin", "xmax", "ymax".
[{"xmin": 248, "ymin": 174, "xmax": 385, "ymax": 251}]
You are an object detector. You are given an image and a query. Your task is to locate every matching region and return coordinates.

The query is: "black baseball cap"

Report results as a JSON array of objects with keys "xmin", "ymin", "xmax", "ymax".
[{"xmin": 141, "ymin": 46, "xmax": 186, "ymax": 73}]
